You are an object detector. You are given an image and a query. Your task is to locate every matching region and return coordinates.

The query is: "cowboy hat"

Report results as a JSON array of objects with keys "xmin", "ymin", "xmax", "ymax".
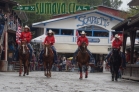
[
  {"xmin": 48, "ymin": 29, "xmax": 53, "ymax": 33},
  {"xmin": 115, "ymin": 34, "xmax": 120, "ymax": 38},
  {"xmin": 24, "ymin": 25, "xmax": 30, "ymax": 30},
  {"xmin": 80, "ymin": 31, "xmax": 86, "ymax": 34}
]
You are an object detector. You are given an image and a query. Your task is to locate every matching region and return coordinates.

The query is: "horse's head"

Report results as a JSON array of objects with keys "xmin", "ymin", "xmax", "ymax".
[
  {"xmin": 44, "ymin": 43, "xmax": 51, "ymax": 56},
  {"xmin": 111, "ymin": 48, "xmax": 121, "ymax": 60},
  {"xmin": 79, "ymin": 42, "xmax": 87, "ymax": 53},
  {"xmin": 20, "ymin": 41, "xmax": 28, "ymax": 54}
]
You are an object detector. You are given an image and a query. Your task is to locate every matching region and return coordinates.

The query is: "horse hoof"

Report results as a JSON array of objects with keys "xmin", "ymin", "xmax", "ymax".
[
  {"xmin": 23, "ymin": 74, "xmax": 25, "ymax": 76},
  {"xmin": 85, "ymin": 76, "xmax": 88, "ymax": 78},
  {"xmin": 79, "ymin": 77, "xmax": 82, "ymax": 80},
  {"xmin": 19, "ymin": 75, "xmax": 21, "ymax": 76}
]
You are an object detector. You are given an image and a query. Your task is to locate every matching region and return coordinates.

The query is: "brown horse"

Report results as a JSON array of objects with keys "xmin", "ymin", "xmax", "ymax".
[
  {"xmin": 19, "ymin": 41, "xmax": 30, "ymax": 76},
  {"xmin": 76, "ymin": 42, "xmax": 90, "ymax": 79},
  {"xmin": 43, "ymin": 44, "xmax": 54, "ymax": 77}
]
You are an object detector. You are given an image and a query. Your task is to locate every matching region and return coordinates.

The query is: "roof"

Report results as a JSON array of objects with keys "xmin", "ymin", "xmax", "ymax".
[
  {"xmin": 97, "ymin": 5, "xmax": 128, "ymax": 13},
  {"xmin": 112, "ymin": 19, "xmax": 128, "ymax": 31},
  {"xmin": 112, "ymin": 13, "xmax": 139, "ymax": 31},
  {"xmin": 128, "ymin": 0, "xmax": 139, "ymax": 6},
  {"xmin": 0, "ymin": 0, "xmax": 17, "ymax": 5},
  {"xmin": 32, "ymin": 10, "xmax": 124, "ymax": 26},
  {"xmin": 128, "ymin": 13, "xmax": 139, "ymax": 26}
]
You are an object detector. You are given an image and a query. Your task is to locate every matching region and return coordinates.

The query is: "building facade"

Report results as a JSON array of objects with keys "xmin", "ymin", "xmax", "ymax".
[{"xmin": 32, "ymin": 9, "xmax": 123, "ymax": 54}]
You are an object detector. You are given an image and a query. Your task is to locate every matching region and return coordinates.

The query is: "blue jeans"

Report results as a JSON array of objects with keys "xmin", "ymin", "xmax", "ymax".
[
  {"xmin": 105, "ymin": 50, "xmax": 126, "ymax": 68},
  {"xmin": 40, "ymin": 46, "xmax": 57, "ymax": 63},
  {"xmin": 27, "ymin": 43, "xmax": 33, "ymax": 61},
  {"xmin": 73, "ymin": 48, "xmax": 95, "ymax": 63},
  {"xmin": 0, "ymin": 24, "xmax": 4, "ymax": 36},
  {"xmin": 51, "ymin": 46, "xmax": 57, "ymax": 62}
]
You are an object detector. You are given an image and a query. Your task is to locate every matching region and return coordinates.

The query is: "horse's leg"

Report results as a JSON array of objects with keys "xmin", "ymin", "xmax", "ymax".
[
  {"xmin": 79, "ymin": 64, "xmax": 83, "ymax": 79},
  {"xmin": 44, "ymin": 61, "xmax": 46, "ymax": 76},
  {"xmin": 23, "ymin": 61, "xmax": 27, "ymax": 76},
  {"xmin": 115, "ymin": 65, "xmax": 120, "ymax": 81},
  {"xmin": 46, "ymin": 62, "xmax": 49, "ymax": 77},
  {"xmin": 27, "ymin": 61, "xmax": 30, "ymax": 75},
  {"xmin": 110, "ymin": 63, "xmax": 114, "ymax": 81},
  {"xmin": 85, "ymin": 65, "xmax": 88, "ymax": 78},
  {"xmin": 48, "ymin": 61, "xmax": 52, "ymax": 77},
  {"xmin": 19, "ymin": 59, "xmax": 22, "ymax": 76}
]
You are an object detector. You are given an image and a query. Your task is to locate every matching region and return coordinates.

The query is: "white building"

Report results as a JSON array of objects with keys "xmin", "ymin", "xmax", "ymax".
[{"xmin": 32, "ymin": 10, "xmax": 124, "ymax": 54}]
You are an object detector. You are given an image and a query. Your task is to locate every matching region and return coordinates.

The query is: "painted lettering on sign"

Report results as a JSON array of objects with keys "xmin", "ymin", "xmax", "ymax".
[
  {"xmin": 77, "ymin": 15, "xmax": 109, "ymax": 27},
  {"xmin": 88, "ymin": 38, "xmax": 100, "ymax": 43},
  {"xmin": 13, "ymin": 3, "xmax": 90, "ymax": 14}
]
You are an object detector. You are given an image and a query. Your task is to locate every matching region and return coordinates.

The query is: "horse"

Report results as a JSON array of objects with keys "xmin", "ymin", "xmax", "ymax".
[
  {"xmin": 43, "ymin": 44, "xmax": 54, "ymax": 77},
  {"xmin": 76, "ymin": 42, "xmax": 90, "ymax": 79},
  {"xmin": 19, "ymin": 41, "xmax": 30, "ymax": 76},
  {"xmin": 109, "ymin": 48, "xmax": 122, "ymax": 81}
]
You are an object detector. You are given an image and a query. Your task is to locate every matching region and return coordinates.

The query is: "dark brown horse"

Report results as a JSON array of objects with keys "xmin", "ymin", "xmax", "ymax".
[
  {"xmin": 19, "ymin": 41, "xmax": 30, "ymax": 76},
  {"xmin": 109, "ymin": 48, "xmax": 122, "ymax": 81},
  {"xmin": 76, "ymin": 42, "xmax": 90, "ymax": 79},
  {"xmin": 43, "ymin": 44, "xmax": 54, "ymax": 77}
]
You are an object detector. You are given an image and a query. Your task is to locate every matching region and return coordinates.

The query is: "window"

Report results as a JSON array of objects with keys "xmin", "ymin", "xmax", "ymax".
[
  {"xmin": 78, "ymin": 30, "xmax": 92, "ymax": 36},
  {"xmin": 61, "ymin": 29, "xmax": 73, "ymax": 35},
  {"xmin": 47, "ymin": 29, "xmax": 60, "ymax": 35},
  {"xmin": 93, "ymin": 31, "xmax": 108, "ymax": 37}
]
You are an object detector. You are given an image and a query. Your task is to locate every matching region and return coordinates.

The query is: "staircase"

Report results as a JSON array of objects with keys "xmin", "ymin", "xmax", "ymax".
[{"xmin": 10, "ymin": 61, "xmax": 23, "ymax": 72}]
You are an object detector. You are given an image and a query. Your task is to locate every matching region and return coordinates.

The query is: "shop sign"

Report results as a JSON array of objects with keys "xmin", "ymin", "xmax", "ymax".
[
  {"xmin": 13, "ymin": 3, "xmax": 90, "ymax": 14},
  {"xmin": 88, "ymin": 38, "xmax": 100, "ymax": 43},
  {"xmin": 77, "ymin": 15, "xmax": 109, "ymax": 27}
]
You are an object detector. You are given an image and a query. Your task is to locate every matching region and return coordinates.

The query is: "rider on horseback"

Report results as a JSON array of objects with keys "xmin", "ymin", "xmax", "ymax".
[
  {"xmin": 105, "ymin": 34, "xmax": 126, "ymax": 67},
  {"xmin": 73, "ymin": 31, "xmax": 95, "ymax": 64},
  {"xmin": 40, "ymin": 29, "xmax": 58, "ymax": 63},
  {"xmin": 18, "ymin": 25, "xmax": 33, "ymax": 62}
]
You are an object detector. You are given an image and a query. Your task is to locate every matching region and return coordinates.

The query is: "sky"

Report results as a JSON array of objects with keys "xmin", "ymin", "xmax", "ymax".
[{"xmin": 119, "ymin": 0, "xmax": 132, "ymax": 10}]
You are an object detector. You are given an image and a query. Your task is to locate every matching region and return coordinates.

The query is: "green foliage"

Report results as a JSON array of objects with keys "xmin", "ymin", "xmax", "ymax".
[{"xmin": 127, "ymin": 6, "xmax": 139, "ymax": 17}]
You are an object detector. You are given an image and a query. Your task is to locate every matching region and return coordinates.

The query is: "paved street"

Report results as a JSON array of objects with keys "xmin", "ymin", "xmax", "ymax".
[{"xmin": 0, "ymin": 71, "xmax": 139, "ymax": 92}]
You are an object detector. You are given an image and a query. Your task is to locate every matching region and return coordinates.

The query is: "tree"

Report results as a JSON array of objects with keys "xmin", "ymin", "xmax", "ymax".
[
  {"xmin": 127, "ymin": 6, "xmax": 139, "ymax": 17},
  {"xmin": 110, "ymin": 0, "xmax": 123, "ymax": 9}
]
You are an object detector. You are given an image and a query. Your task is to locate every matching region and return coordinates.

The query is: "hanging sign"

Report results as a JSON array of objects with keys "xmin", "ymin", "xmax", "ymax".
[{"xmin": 13, "ymin": 3, "xmax": 90, "ymax": 14}]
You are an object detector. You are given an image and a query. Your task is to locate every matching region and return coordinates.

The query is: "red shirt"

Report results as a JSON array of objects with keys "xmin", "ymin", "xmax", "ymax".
[
  {"xmin": 44, "ymin": 36, "xmax": 55, "ymax": 45},
  {"xmin": 112, "ymin": 39, "xmax": 122, "ymax": 49},
  {"xmin": 20, "ymin": 31, "xmax": 32, "ymax": 43},
  {"xmin": 77, "ymin": 36, "xmax": 89, "ymax": 46}
]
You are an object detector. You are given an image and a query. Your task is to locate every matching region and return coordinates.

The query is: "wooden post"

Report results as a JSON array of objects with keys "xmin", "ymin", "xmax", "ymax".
[
  {"xmin": 129, "ymin": 29, "xmax": 136, "ymax": 64},
  {"xmin": 5, "ymin": 31, "xmax": 8, "ymax": 61},
  {"xmin": 122, "ymin": 30, "xmax": 128, "ymax": 55}
]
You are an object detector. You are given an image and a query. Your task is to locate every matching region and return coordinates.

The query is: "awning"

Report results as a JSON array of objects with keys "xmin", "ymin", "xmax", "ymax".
[
  {"xmin": 54, "ymin": 43, "xmax": 110, "ymax": 54},
  {"xmin": 31, "ymin": 34, "xmax": 46, "ymax": 43}
]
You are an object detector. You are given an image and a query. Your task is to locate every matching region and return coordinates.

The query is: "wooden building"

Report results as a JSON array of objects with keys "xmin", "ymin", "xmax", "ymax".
[{"xmin": 112, "ymin": 0, "xmax": 139, "ymax": 81}]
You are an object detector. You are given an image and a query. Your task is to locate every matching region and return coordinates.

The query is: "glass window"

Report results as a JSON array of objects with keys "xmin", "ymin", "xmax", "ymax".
[
  {"xmin": 47, "ymin": 29, "xmax": 60, "ymax": 35},
  {"xmin": 77, "ymin": 30, "xmax": 92, "ymax": 36},
  {"xmin": 61, "ymin": 29, "xmax": 73, "ymax": 35},
  {"xmin": 93, "ymin": 31, "xmax": 109, "ymax": 37}
]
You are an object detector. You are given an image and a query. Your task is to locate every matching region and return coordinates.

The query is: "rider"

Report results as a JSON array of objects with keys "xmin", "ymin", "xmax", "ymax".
[
  {"xmin": 39, "ymin": 29, "xmax": 58, "ymax": 63},
  {"xmin": 72, "ymin": 31, "xmax": 95, "ymax": 64},
  {"xmin": 19, "ymin": 25, "xmax": 33, "ymax": 62},
  {"xmin": 105, "ymin": 34, "xmax": 126, "ymax": 68}
]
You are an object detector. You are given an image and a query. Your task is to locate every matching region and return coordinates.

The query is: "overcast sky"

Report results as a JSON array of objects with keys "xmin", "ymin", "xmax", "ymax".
[{"xmin": 119, "ymin": 0, "xmax": 132, "ymax": 10}]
